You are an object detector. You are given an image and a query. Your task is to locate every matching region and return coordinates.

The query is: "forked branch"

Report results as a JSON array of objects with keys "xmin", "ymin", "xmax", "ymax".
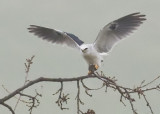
[{"xmin": 0, "ymin": 56, "xmax": 160, "ymax": 114}]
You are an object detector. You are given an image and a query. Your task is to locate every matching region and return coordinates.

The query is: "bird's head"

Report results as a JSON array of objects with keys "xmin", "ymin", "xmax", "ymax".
[{"xmin": 80, "ymin": 44, "xmax": 91, "ymax": 53}]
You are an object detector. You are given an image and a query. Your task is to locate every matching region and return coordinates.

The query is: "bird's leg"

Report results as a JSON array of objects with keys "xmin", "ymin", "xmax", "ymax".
[
  {"xmin": 88, "ymin": 70, "xmax": 92, "ymax": 75},
  {"xmin": 88, "ymin": 64, "xmax": 99, "ymax": 75},
  {"xmin": 88, "ymin": 64, "xmax": 95, "ymax": 75}
]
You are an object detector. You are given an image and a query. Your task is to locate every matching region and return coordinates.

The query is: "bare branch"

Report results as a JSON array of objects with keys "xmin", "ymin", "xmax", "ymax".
[
  {"xmin": 25, "ymin": 55, "xmax": 35, "ymax": 75},
  {"xmin": 19, "ymin": 90, "xmax": 42, "ymax": 114},
  {"xmin": 142, "ymin": 94, "xmax": 154, "ymax": 114},
  {"xmin": 141, "ymin": 76, "xmax": 160, "ymax": 88},
  {"xmin": 76, "ymin": 80, "xmax": 80, "ymax": 114},
  {"xmin": 14, "ymin": 55, "xmax": 35, "ymax": 111},
  {"xmin": 81, "ymin": 79, "xmax": 105, "ymax": 97},
  {"xmin": 1, "ymin": 103, "xmax": 15, "ymax": 114},
  {"xmin": 1, "ymin": 73, "xmax": 160, "ymax": 114},
  {"xmin": 54, "ymin": 81, "xmax": 69, "ymax": 110},
  {"xmin": 0, "ymin": 75, "xmax": 97, "ymax": 105}
]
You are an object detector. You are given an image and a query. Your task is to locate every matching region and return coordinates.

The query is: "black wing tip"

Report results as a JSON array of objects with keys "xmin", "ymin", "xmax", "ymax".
[
  {"xmin": 27, "ymin": 25, "xmax": 45, "ymax": 33},
  {"xmin": 28, "ymin": 25, "xmax": 39, "ymax": 29},
  {"xmin": 115, "ymin": 12, "xmax": 147, "ymax": 24},
  {"xmin": 129, "ymin": 12, "xmax": 145, "ymax": 16},
  {"xmin": 29, "ymin": 25, "xmax": 40, "ymax": 27},
  {"xmin": 27, "ymin": 25, "xmax": 36, "ymax": 31},
  {"xmin": 129, "ymin": 12, "xmax": 147, "ymax": 20},
  {"xmin": 30, "ymin": 24, "xmax": 36, "ymax": 26}
]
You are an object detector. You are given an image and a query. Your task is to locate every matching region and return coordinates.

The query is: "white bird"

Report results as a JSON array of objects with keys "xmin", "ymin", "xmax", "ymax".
[{"xmin": 28, "ymin": 12, "xmax": 146, "ymax": 74}]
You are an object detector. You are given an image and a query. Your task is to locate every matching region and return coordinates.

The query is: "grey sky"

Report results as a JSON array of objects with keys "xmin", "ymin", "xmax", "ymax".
[{"xmin": 0, "ymin": 0, "xmax": 160, "ymax": 114}]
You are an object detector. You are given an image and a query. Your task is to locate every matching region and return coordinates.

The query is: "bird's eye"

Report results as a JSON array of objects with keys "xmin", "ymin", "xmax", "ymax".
[{"xmin": 84, "ymin": 48, "xmax": 88, "ymax": 50}]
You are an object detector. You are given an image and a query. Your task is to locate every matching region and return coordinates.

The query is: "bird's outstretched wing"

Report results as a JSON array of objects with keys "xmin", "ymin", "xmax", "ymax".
[
  {"xmin": 28, "ymin": 25, "xmax": 84, "ymax": 50},
  {"xmin": 94, "ymin": 12, "xmax": 146, "ymax": 53}
]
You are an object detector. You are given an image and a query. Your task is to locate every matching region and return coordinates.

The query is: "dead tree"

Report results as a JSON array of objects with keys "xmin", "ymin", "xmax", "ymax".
[{"xmin": 0, "ymin": 56, "xmax": 160, "ymax": 114}]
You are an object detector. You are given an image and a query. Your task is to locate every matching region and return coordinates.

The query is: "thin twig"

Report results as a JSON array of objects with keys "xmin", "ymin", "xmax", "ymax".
[
  {"xmin": 19, "ymin": 90, "xmax": 42, "ymax": 114},
  {"xmin": 81, "ymin": 79, "xmax": 105, "ymax": 97},
  {"xmin": 76, "ymin": 80, "xmax": 80, "ymax": 114},
  {"xmin": 54, "ymin": 81, "xmax": 69, "ymax": 110},
  {"xmin": 141, "ymin": 76, "xmax": 160, "ymax": 88},
  {"xmin": 125, "ymin": 89, "xmax": 137, "ymax": 114},
  {"xmin": 142, "ymin": 94, "xmax": 154, "ymax": 114},
  {"xmin": 14, "ymin": 55, "xmax": 35, "ymax": 111}
]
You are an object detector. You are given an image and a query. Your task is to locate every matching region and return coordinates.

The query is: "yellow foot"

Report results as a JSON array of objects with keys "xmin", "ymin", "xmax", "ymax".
[
  {"xmin": 88, "ymin": 64, "xmax": 99, "ymax": 75},
  {"xmin": 94, "ymin": 64, "xmax": 99, "ymax": 70}
]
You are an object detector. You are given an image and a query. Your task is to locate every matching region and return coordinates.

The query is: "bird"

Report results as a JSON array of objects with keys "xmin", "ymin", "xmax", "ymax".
[{"xmin": 28, "ymin": 12, "xmax": 146, "ymax": 74}]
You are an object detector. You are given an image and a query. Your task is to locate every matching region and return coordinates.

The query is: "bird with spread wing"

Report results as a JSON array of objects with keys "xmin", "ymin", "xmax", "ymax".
[{"xmin": 28, "ymin": 12, "xmax": 146, "ymax": 74}]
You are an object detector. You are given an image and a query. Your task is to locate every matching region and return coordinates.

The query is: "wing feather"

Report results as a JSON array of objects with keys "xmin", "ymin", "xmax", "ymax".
[
  {"xmin": 94, "ymin": 12, "xmax": 146, "ymax": 53},
  {"xmin": 28, "ymin": 25, "xmax": 84, "ymax": 49}
]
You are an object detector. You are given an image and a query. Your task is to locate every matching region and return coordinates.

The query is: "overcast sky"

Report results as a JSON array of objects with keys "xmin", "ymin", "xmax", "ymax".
[{"xmin": 0, "ymin": 0, "xmax": 160, "ymax": 114}]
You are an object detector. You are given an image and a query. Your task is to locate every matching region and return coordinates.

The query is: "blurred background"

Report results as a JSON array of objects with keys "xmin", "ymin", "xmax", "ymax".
[{"xmin": 0, "ymin": 0, "xmax": 160, "ymax": 114}]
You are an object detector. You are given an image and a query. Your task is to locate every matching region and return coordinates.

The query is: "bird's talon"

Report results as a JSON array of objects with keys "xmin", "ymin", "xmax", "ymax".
[{"xmin": 95, "ymin": 64, "xmax": 99, "ymax": 70}]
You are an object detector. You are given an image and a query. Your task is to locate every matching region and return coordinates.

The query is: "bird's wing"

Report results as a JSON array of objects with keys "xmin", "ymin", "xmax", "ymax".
[
  {"xmin": 28, "ymin": 25, "xmax": 84, "ymax": 50},
  {"xmin": 94, "ymin": 12, "xmax": 146, "ymax": 53}
]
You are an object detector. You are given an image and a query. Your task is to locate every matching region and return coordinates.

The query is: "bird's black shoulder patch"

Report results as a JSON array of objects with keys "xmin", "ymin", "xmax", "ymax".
[{"xmin": 65, "ymin": 32, "xmax": 84, "ymax": 46}]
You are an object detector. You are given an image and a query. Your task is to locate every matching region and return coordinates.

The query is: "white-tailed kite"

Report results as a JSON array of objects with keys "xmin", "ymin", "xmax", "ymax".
[{"xmin": 28, "ymin": 12, "xmax": 146, "ymax": 74}]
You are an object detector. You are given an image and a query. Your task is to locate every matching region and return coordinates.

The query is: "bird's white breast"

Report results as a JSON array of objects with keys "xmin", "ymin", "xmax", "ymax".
[{"xmin": 80, "ymin": 44, "xmax": 103, "ymax": 66}]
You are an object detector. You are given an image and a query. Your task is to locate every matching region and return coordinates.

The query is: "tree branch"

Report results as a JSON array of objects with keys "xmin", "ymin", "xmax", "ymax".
[
  {"xmin": 0, "ymin": 75, "xmax": 97, "ymax": 104},
  {"xmin": 1, "ymin": 102, "xmax": 15, "ymax": 114},
  {"xmin": 0, "ymin": 74, "xmax": 160, "ymax": 114}
]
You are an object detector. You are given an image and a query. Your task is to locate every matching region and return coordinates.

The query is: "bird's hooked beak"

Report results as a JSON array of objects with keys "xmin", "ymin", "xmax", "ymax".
[{"xmin": 81, "ymin": 48, "xmax": 88, "ymax": 53}]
